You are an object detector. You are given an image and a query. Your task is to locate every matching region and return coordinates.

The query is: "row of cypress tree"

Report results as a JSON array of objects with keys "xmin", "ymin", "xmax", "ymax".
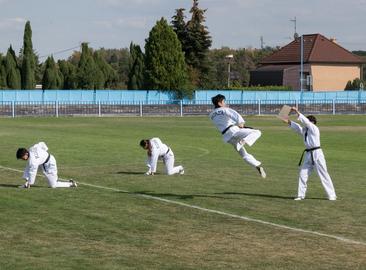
[
  {"xmin": 0, "ymin": 22, "xmax": 36, "ymax": 90},
  {"xmin": 0, "ymin": 0, "xmax": 210, "ymax": 98},
  {"xmin": 2, "ymin": 1, "xmax": 272, "ymax": 98}
]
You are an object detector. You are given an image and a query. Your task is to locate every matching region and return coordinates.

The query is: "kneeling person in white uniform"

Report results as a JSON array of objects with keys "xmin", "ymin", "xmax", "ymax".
[
  {"xmin": 140, "ymin": 138, "xmax": 184, "ymax": 176},
  {"xmin": 283, "ymin": 107, "xmax": 336, "ymax": 201},
  {"xmin": 209, "ymin": 94, "xmax": 266, "ymax": 178},
  {"xmin": 16, "ymin": 142, "xmax": 77, "ymax": 188}
]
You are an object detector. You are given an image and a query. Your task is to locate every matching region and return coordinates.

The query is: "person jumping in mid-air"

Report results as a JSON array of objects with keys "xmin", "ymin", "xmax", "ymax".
[{"xmin": 209, "ymin": 94, "xmax": 266, "ymax": 178}]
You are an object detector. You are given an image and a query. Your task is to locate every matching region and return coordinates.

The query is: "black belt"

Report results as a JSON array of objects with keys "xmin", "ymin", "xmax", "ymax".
[
  {"xmin": 221, "ymin": 125, "xmax": 235, "ymax": 134},
  {"xmin": 43, "ymin": 154, "xmax": 51, "ymax": 164},
  {"xmin": 42, "ymin": 154, "xmax": 51, "ymax": 171},
  {"xmin": 298, "ymin": 147, "xmax": 321, "ymax": 166},
  {"xmin": 165, "ymin": 148, "xmax": 171, "ymax": 155}
]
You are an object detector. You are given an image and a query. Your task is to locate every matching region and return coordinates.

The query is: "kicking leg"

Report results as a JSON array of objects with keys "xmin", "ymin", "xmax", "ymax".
[{"xmin": 238, "ymin": 147, "xmax": 266, "ymax": 178}]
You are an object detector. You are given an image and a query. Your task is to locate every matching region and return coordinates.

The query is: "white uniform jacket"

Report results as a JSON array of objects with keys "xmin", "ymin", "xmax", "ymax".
[
  {"xmin": 23, "ymin": 142, "xmax": 51, "ymax": 183},
  {"xmin": 290, "ymin": 113, "xmax": 323, "ymax": 162},
  {"xmin": 146, "ymin": 138, "xmax": 170, "ymax": 173},
  {"xmin": 209, "ymin": 107, "xmax": 245, "ymax": 142}
]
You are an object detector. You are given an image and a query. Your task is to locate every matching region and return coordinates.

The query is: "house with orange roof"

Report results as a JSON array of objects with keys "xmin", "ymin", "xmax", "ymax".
[{"xmin": 250, "ymin": 34, "xmax": 363, "ymax": 91}]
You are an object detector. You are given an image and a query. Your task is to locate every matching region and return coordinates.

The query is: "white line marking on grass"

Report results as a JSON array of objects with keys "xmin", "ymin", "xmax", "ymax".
[
  {"xmin": 1, "ymin": 165, "xmax": 365, "ymax": 247},
  {"xmin": 184, "ymin": 145, "xmax": 210, "ymax": 157}
]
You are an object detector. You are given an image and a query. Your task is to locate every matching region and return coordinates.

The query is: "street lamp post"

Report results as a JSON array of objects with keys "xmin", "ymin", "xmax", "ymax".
[
  {"xmin": 300, "ymin": 35, "xmax": 304, "ymax": 92},
  {"xmin": 225, "ymin": 54, "xmax": 234, "ymax": 88}
]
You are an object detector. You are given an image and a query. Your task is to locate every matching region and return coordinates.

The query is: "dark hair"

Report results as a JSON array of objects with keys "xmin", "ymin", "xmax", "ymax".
[
  {"xmin": 211, "ymin": 94, "xmax": 225, "ymax": 108},
  {"xmin": 16, "ymin": 148, "xmax": 28, "ymax": 159},
  {"xmin": 307, "ymin": 115, "xmax": 317, "ymax": 125},
  {"xmin": 139, "ymin": 139, "xmax": 148, "ymax": 148}
]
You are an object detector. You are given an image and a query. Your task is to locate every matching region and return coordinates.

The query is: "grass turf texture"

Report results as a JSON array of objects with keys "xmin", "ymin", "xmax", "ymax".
[{"xmin": 0, "ymin": 115, "xmax": 365, "ymax": 270}]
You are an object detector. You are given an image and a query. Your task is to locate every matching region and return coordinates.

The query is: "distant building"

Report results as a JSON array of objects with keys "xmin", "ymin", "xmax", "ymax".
[{"xmin": 250, "ymin": 34, "xmax": 364, "ymax": 91}]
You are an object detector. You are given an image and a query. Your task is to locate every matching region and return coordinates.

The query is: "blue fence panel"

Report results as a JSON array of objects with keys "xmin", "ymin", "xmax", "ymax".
[
  {"xmin": 43, "ymin": 90, "xmax": 56, "ymax": 101},
  {"xmin": 1, "ymin": 89, "xmax": 365, "ymax": 103},
  {"xmin": 1, "ymin": 90, "xmax": 16, "ymax": 101}
]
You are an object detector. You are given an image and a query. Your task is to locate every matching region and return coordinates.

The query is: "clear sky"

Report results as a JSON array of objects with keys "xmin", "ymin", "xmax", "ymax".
[{"xmin": 1, "ymin": 0, "xmax": 365, "ymax": 61}]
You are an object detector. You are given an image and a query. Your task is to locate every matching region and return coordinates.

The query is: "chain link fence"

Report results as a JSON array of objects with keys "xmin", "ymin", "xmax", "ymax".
[{"xmin": 0, "ymin": 100, "xmax": 365, "ymax": 117}]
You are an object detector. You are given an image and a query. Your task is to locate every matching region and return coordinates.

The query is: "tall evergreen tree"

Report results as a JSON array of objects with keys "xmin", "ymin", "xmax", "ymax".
[
  {"xmin": 58, "ymin": 60, "xmax": 78, "ymax": 89},
  {"xmin": 0, "ymin": 54, "xmax": 6, "ymax": 89},
  {"xmin": 77, "ymin": 43, "xmax": 104, "ymax": 89},
  {"xmin": 185, "ymin": 0, "xmax": 212, "ymax": 87},
  {"xmin": 127, "ymin": 42, "xmax": 144, "ymax": 90},
  {"xmin": 42, "ymin": 56, "xmax": 62, "ymax": 89},
  {"xmin": 171, "ymin": 8, "xmax": 188, "ymax": 53},
  {"xmin": 144, "ymin": 18, "xmax": 190, "ymax": 98},
  {"xmin": 5, "ymin": 46, "xmax": 21, "ymax": 89},
  {"xmin": 21, "ymin": 21, "xmax": 37, "ymax": 89}
]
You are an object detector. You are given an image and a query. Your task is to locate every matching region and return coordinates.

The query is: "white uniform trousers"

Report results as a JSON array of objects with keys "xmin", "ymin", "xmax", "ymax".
[
  {"xmin": 163, "ymin": 150, "xmax": 183, "ymax": 175},
  {"xmin": 24, "ymin": 155, "xmax": 72, "ymax": 188},
  {"xmin": 228, "ymin": 128, "xmax": 262, "ymax": 168},
  {"xmin": 298, "ymin": 150, "xmax": 336, "ymax": 199}
]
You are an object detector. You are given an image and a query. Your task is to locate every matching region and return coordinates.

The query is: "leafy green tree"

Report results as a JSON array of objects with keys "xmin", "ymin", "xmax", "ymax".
[
  {"xmin": 42, "ymin": 56, "xmax": 62, "ymax": 89},
  {"xmin": 98, "ymin": 48, "xmax": 130, "ymax": 89},
  {"xmin": 345, "ymin": 78, "xmax": 364, "ymax": 90},
  {"xmin": 77, "ymin": 43, "xmax": 104, "ymax": 89},
  {"xmin": 21, "ymin": 21, "xmax": 37, "ymax": 89},
  {"xmin": 4, "ymin": 46, "xmax": 21, "ymax": 89},
  {"xmin": 94, "ymin": 51, "xmax": 117, "ymax": 89},
  {"xmin": 69, "ymin": 47, "xmax": 130, "ymax": 89},
  {"xmin": 127, "ymin": 42, "xmax": 144, "ymax": 90},
  {"xmin": 202, "ymin": 46, "xmax": 279, "ymax": 90},
  {"xmin": 58, "ymin": 60, "xmax": 78, "ymax": 89},
  {"xmin": 144, "ymin": 18, "xmax": 190, "ymax": 98}
]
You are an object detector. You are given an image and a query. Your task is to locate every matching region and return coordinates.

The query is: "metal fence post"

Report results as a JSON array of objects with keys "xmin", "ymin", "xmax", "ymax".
[
  {"xmin": 12, "ymin": 101, "xmax": 15, "ymax": 118},
  {"xmin": 180, "ymin": 100, "xmax": 183, "ymax": 117},
  {"xmin": 55, "ymin": 101, "xmax": 59, "ymax": 118},
  {"xmin": 139, "ymin": 101, "xmax": 143, "ymax": 117},
  {"xmin": 258, "ymin": 99, "xmax": 261, "ymax": 116},
  {"xmin": 332, "ymin": 99, "xmax": 335, "ymax": 115},
  {"xmin": 98, "ymin": 101, "xmax": 101, "ymax": 117}
]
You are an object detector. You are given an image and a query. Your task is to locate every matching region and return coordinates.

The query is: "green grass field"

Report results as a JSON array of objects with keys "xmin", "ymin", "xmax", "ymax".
[{"xmin": 0, "ymin": 115, "xmax": 365, "ymax": 270}]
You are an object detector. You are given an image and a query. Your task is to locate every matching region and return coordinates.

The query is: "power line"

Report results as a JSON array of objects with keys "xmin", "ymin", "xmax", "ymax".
[{"xmin": 39, "ymin": 44, "xmax": 81, "ymax": 59}]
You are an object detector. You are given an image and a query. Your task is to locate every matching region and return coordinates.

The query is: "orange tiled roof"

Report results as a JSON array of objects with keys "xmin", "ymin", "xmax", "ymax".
[{"xmin": 261, "ymin": 34, "xmax": 362, "ymax": 64}]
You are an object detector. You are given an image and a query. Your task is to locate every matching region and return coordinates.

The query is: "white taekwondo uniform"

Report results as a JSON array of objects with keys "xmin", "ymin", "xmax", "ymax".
[
  {"xmin": 146, "ymin": 138, "xmax": 184, "ymax": 175},
  {"xmin": 23, "ymin": 142, "xmax": 73, "ymax": 188},
  {"xmin": 290, "ymin": 114, "xmax": 336, "ymax": 200},
  {"xmin": 209, "ymin": 106, "xmax": 262, "ymax": 168}
]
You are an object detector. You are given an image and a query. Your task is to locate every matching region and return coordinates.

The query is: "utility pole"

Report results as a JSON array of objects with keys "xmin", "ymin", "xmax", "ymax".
[
  {"xmin": 290, "ymin": 17, "xmax": 298, "ymax": 39},
  {"xmin": 260, "ymin": 36, "xmax": 265, "ymax": 49}
]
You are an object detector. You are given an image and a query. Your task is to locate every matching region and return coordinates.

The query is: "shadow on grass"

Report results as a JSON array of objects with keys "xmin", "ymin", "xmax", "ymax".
[
  {"xmin": 216, "ymin": 192, "xmax": 327, "ymax": 200},
  {"xmin": 128, "ymin": 191, "xmax": 236, "ymax": 200},
  {"xmin": 0, "ymin": 183, "xmax": 20, "ymax": 188},
  {"xmin": 116, "ymin": 171, "xmax": 145, "ymax": 175},
  {"xmin": 0, "ymin": 184, "xmax": 48, "ymax": 189},
  {"xmin": 215, "ymin": 192, "xmax": 295, "ymax": 200}
]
